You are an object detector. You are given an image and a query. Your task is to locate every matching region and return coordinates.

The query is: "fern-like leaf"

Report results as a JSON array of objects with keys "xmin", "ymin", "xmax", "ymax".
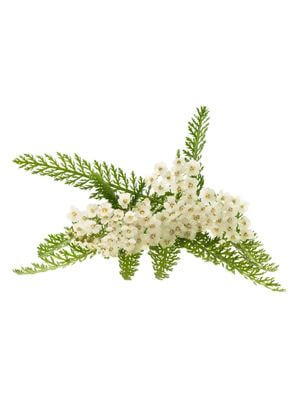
[
  {"xmin": 148, "ymin": 244, "xmax": 181, "ymax": 279},
  {"xmin": 183, "ymin": 106, "xmax": 209, "ymax": 161},
  {"xmin": 118, "ymin": 250, "xmax": 143, "ymax": 280},
  {"xmin": 13, "ymin": 153, "xmax": 146, "ymax": 207},
  {"xmin": 177, "ymin": 233, "xmax": 284, "ymax": 292},
  {"xmin": 37, "ymin": 231, "xmax": 71, "ymax": 257},
  {"xmin": 13, "ymin": 263, "xmax": 55, "ymax": 275},
  {"xmin": 14, "ymin": 243, "xmax": 95, "ymax": 275}
]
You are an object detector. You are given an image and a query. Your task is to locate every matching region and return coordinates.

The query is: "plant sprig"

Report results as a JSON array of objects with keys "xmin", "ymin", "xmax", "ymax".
[{"xmin": 13, "ymin": 107, "xmax": 284, "ymax": 292}]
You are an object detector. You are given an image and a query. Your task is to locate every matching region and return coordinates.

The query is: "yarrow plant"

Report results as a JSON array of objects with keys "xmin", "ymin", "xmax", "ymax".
[{"xmin": 13, "ymin": 107, "xmax": 284, "ymax": 291}]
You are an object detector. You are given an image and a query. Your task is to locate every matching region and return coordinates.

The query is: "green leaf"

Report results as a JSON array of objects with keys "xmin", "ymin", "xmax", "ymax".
[
  {"xmin": 183, "ymin": 106, "xmax": 209, "ymax": 161},
  {"xmin": 148, "ymin": 244, "xmax": 181, "ymax": 279},
  {"xmin": 14, "ymin": 243, "xmax": 95, "ymax": 275},
  {"xmin": 13, "ymin": 263, "xmax": 55, "ymax": 275},
  {"xmin": 177, "ymin": 233, "xmax": 284, "ymax": 292},
  {"xmin": 37, "ymin": 231, "xmax": 71, "ymax": 257},
  {"xmin": 118, "ymin": 250, "xmax": 143, "ymax": 280},
  {"xmin": 13, "ymin": 153, "xmax": 146, "ymax": 207}
]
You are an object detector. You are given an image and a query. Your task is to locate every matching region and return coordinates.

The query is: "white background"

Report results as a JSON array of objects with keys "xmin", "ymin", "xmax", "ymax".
[{"xmin": 0, "ymin": 1, "xmax": 299, "ymax": 399}]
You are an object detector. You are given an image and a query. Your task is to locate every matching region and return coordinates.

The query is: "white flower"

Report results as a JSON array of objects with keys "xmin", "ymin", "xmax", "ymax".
[
  {"xmin": 209, "ymin": 203, "xmax": 222, "ymax": 217},
  {"xmin": 239, "ymin": 228, "xmax": 255, "ymax": 240},
  {"xmin": 134, "ymin": 236, "xmax": 148, "ymax": 252},
  {"xmin": 238, "ymin": 200, "xmax": 248, "ymax": 214},
  {"xmin": 122, "ymin": 238, "xmax": 136, "ymax": 253},
  {"xmin": 186, "ymin": 160, "xmax": 201, "ymax": 176},
  {"xmin": 226, "ymin": 231, "xmax": 241, "ymax": 243},
  {"xmin": 144, "ymin": 231, "xmax": 160, "ymax": 246},
  {"xmin": 182, "ymin": 192, "xmax": 198, "ymax": 203},
  {"xmin": 147, "ymin": 217, "xmax": 161, "ymax": 232},
  {"xmin": 145, "ymin": 175, "xmax": 157, "ymax": 187},
  {"xmin": 200, "ymin": 188, "xmax": 216, "ymax": 204},
  {"xmin": 152, "ymin": 181, "xmax": 168, "ymax": 196},
  {"xmin": 67, "ymin": 207, "xmax": 82, "ymax": 222},
  {"xmin": 173, "ymin": 156, "xmax": 186, "ymax": 172},
  {"xmin": 239, "ymin": 216, "xmax": 250, "ymax": 229},
  {"xmin": 86, "ymin": 219, "xmax": 101, "ymax": 234},
  {"xmin": 172, "ymin": 167, "xmax": 184, "ymax": 181},
  {"xmin": 73, "ymin": 221, "xmax": 90, "ymax": 236},
  {"xmin": 164, "ymin": 196, "xmax": 177, "ymax": 212},
  {"xmin": 217, "ymin": 191, "xmax": 232, "ymax": 203},
  {"xmin": 184, "ymin": 177, "xmax": 198, "ymax": 194},
  {"xmin": 156, "ymin": 211, "xmax": 169, "ymax": 224},
  {"xmin": 214, "ymin": 214, "xmax": 226, "ymax": 226},
  {"xmin": 225, "ymin": 215, "xmax": 238, "ymax": 228},
  {"xmin": 118, "ymin": 193, "xmax": 131, "ymax": 208},
  {"xmin": 163, "ymin": 170, "xmax": 174, "ymax": 184},
  {"xmin": 154, "ymin": 162, "xmax": 168, "ymax": 177},
  {"xmin": 223, "ymin": 201, "xmax": 238, "ymax": 217},
  {"xmin": 180, "ymin": 228, "xmax": 197, "ymax": 240},
  {"xmin": 135, "ymin": 198, "xmax": 151, "ymax": 210},
  {"xmin": 121, "ymin": 225, "xmax": 138, "ymax": 239},
  {"xmin": 210, "ymin": 225, "xmax": 225, "ymax": 238},
  {"xmin": 123, "ymin": 211, "xmax": 137, "ymax": 224},
  {"xmin": 175, "ymin": 199, "xmax": 186, "ymax": 214},
  {"xmin": 174, "ymin": 179, "xmax": 185, "ymax": 193},
  {"xmin": 185, "ymin": 205, "xmax": 196, "ymax": 215},
  {"xmin": 86, "ymin": 204, "xmax": 99, "ymax": 218},
  {"xmin": 160, "ymin": 237, "xmax": 176, "ymax": 248},
  {"xmin": 112, "ymin": 209, "xmax": 125, "ymax": 221},
  {"xmin": 135, "ymin": 199, "xmax": 152, "ymax": 218},
  {"xmin": 99, "ymin": 202, "xmax": 113, "ymax": 218},
  {"xmin": 136, "ymin": 207, "xmax": 151, "ymax": 219}
]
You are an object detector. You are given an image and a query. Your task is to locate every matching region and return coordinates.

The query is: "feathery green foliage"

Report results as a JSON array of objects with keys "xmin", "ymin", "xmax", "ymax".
[
  {"xmin": 13, "ymin": 153, "xmax": 146, "ymax": 208},
  {"xmin": 91, "ymin": 161, "xmax": 146, "ymax": 207},
  {"xmin": 14, "ymin": 243, "xmax": 95, "ymax": 275},
  {"xmin": 148, "ymin": 244, "xmax": 181, "ymax": 279},
  {"xmin": 13, "ymin": 107, "xmax": 284, "ymax": 292},
  {"xmin": 177, "ymin": 233, "xmax": 284, "ymax": 292},
  {"xmin": 183, "ymin": 106, "xmax": 209, "ymax": 191},
  {"xmin": 37, "ymin": 232, "xmax": 71, "ymax": 257},
  {"xmin": 183, "ymin": 106, "xmax": 209, "ymax": 162},
  {"xmin": 118, "ymin": 250, "xmax": 143, "ymax": 280}
]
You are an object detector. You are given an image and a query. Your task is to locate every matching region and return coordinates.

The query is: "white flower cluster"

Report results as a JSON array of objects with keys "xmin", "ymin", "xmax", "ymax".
[{"xmin": 67, "ymin": 157, "xmax": 254, "ymax": 257}]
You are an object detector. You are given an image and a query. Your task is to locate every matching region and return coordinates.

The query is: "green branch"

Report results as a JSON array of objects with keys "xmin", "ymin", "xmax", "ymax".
[
  {"xmin": 14, "ymin": 243, "xmax": 95, "ymax": 275},
  {"xmin": 177, "ymin": 233, "xmax": 284, "ymax": 292},
  {"xmin": 148, "ymin": 244, "xmax": 181, "ymax": 279},
  {"xmin": 118, "ymin": 250, "xmax": 143, "ymax": 280},
  {"xmin": 13, "ymin": 153, "xmax": 146, "ymax": 207},
  {"xmin": 183, "ymin": 106, "xmax": 209, "ymax": 161}
]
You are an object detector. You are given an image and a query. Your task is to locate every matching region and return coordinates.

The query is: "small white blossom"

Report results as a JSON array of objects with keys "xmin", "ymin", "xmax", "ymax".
[
  {"xmin": 67, "ymin": 207, "xmax": 82, "ymax": 222},
  {"xmin": 99, "ymin": 202, "xmax": 113, "ymax": 218},
  {"xmin": 222, "ymin": 201, "xmax": 238, "ymax": 216},
  {"xmin": 200, "ymin": 188, "xmax": 216, "ymax": 204},
  {"xmin": 186, "ymin": 160, "xmax": 201, "ymax": 176},
  {"xmin": 118, "ymin": 193, "xmax": 131, "ymax": 208},
  {"xmin": 239, "ymin": 228, "xmax": 255, "ymax": 240},
  {"xmin": 238, "ymin": 200, "xmax": 248, "ymax": 214},
  {"xmin": 184, "ymin": 177, "xmax": 198, "ymax": 194},
  {"xmin": 123, "ymin": 211, "xmax": 137, "ymax": 224},
  {"xmin": 227, "ymin": 231, "xmax": 241, "ymax": 243},
  {"xmin": 112, "ymin": 209, "xmax": 125, "ymax": 221},
  {"xmin": 145, "ymin": 175, "xmax": 157, "ymax": 187},
  {"xmin": 154, "ymin": 162, "xmax": 168, "ymax": 177},
  {"xmin": 86, "ymin": 204, "xmax": 99, "ymax": 218},
  {"xmin": 239, "ymin": 216, "xmax": 251, "ymax": 229},
  {"xmin": 121, "ymin": 225, "xmax": 138, "ymax": 239},
  {"xmin": 173, "ymin": 156, "xmax": 186, "ymax": 172},
  {"xmin": 152, "ymin": 181, "xmax": 168, "ymax": 196}
]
